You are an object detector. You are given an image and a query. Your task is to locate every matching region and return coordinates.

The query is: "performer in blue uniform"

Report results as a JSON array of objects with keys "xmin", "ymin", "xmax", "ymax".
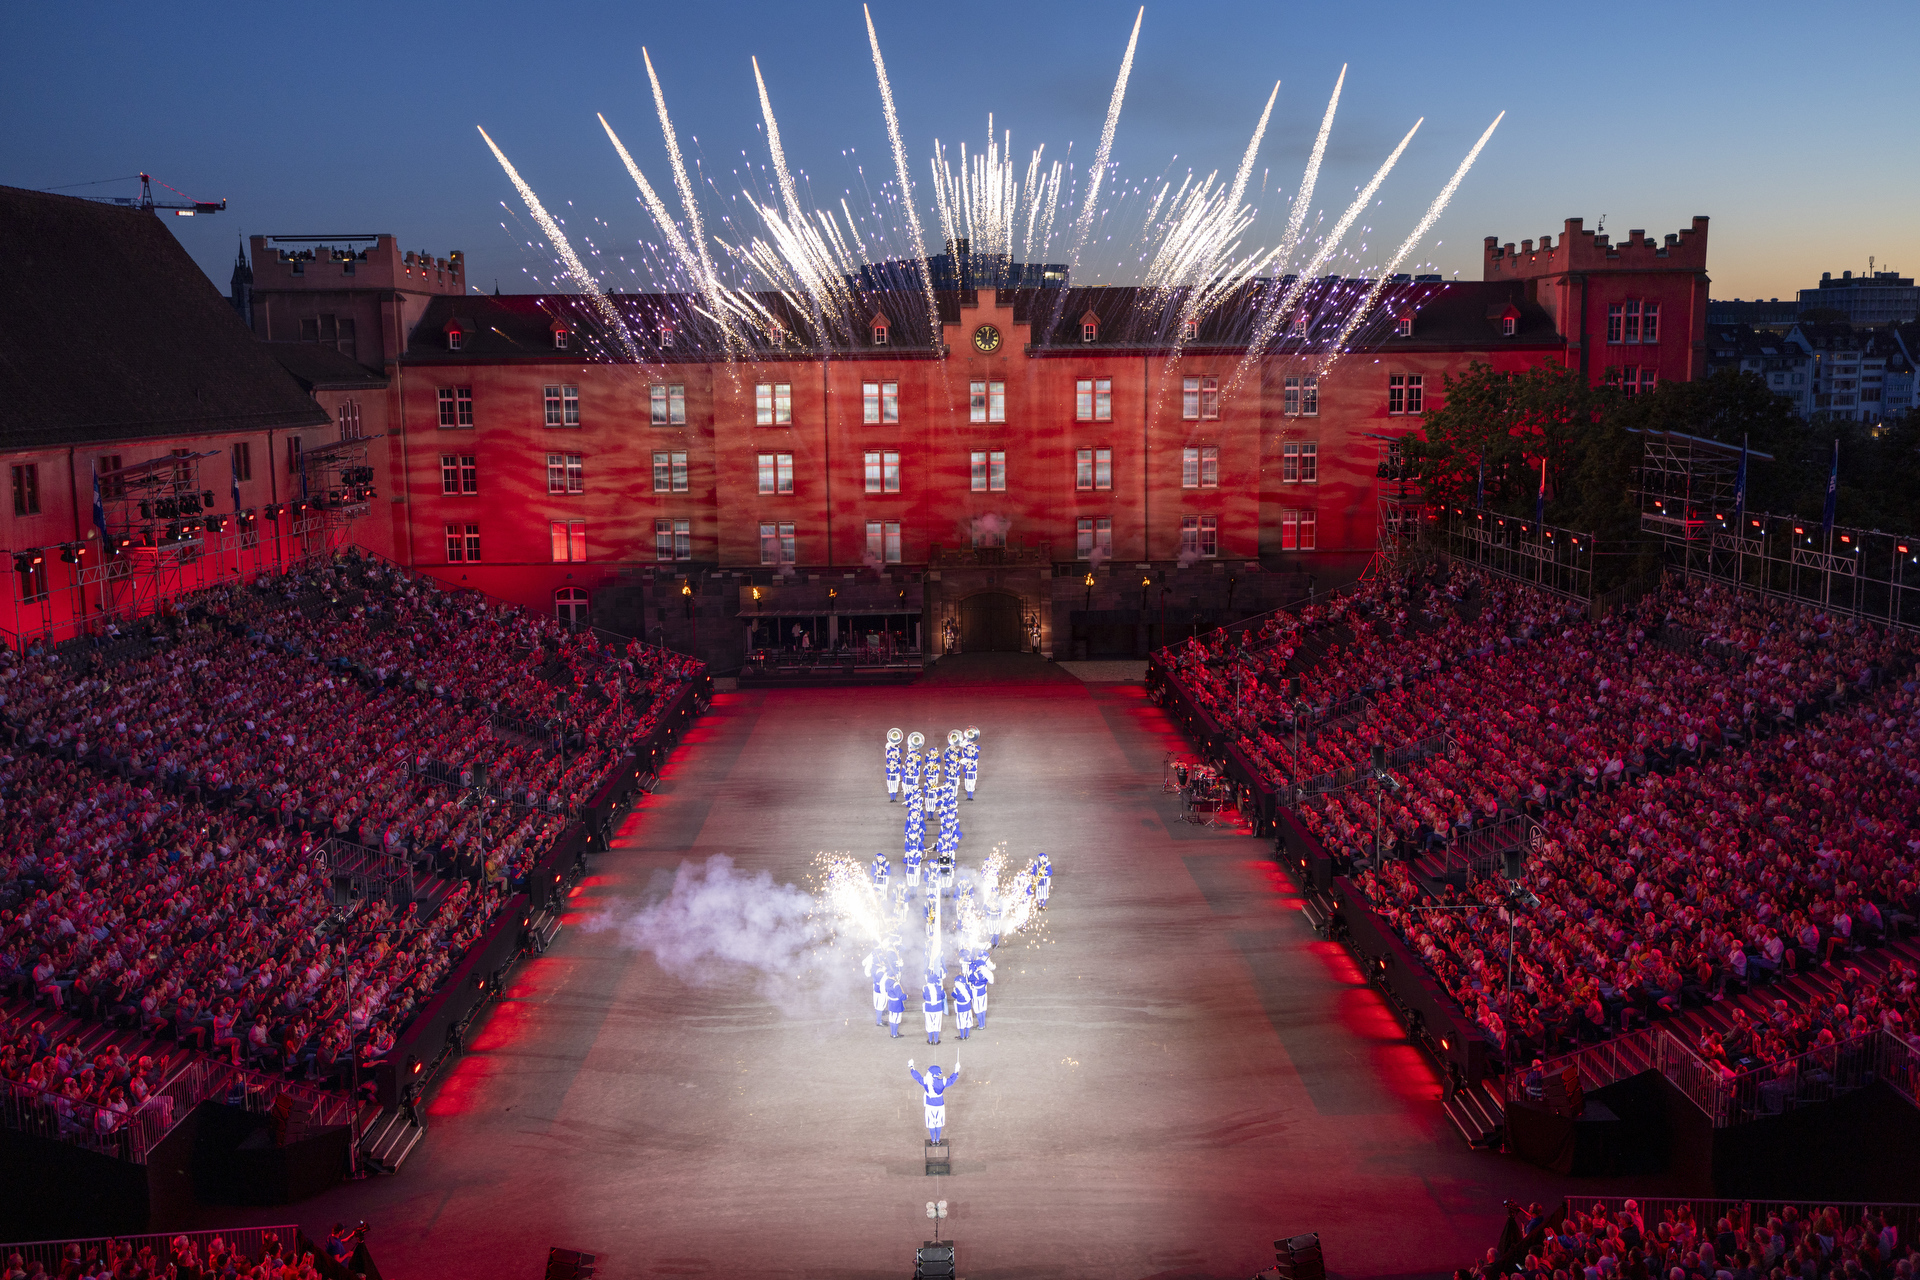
[
  {"xmin": 864, "ymin": 947, "xmax": 889, "ymax": 1026},
  {"xmin": 903, "ymin": 733, "xmax": 924, "ymax": 813},
  {"xmin": 943, "ymin": 732, "xmax": 963, "ymax": 804},
  {"xmin": 922, "ymin": 755, "xmax": 942, "ymax": 817},
  {"xmin": 902, "ymin": 813, "xmax": 924, "ymax": 889},
  {"xmin": 1036, "ymin": 851, "xmax": 1052, "ymax": 909},
  {"xmin": 951, "ymin": 971, "xmax": 974, "ymax": 1039},
  {"xmin": 968, "ymin": 952, "xmax": 994, "ymax": 1030},
  {"xmin": 872, "ymin": 852, "xmax": 891, "ymax": 900},
  {"xmin": 884, "ymin": 972, "xmax": 906, "ymax": 1038},
  {"xmin": 962, "ymin": 728, "xmax": 980, "ymax": 800},
  {"xmin": 906, "ymin": 1059, "xmax": 960, "ymax": 1144},
  {"xmin": 885, "ymin": 727, "xmax": 904, "ymax": 801},
  {"xmin": 921, "ymin": 969, "xmax": 946, "ymax": 1045}
]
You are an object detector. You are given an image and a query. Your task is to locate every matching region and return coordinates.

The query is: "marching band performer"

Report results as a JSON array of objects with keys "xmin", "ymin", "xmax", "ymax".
[
  {"xmin": 921, "ymin": 968, "xmax": 947, "ymax": 1045},
  {"xmin": 906, "ymin": 1059, "xmax": 960, "ymax": 1145},
  {"xmin": 885, "ymin": 727, "xmax": 904, "ymax": 801},
  {"xmin": 962, "ymin": 728, "xmax": 980, "ymax": 800},
  {"xmin": 903, "ymin": 732, "xmax": 925, "ymax": 812},
  {"xmin": 950, "ymin": 968, "xmax": 974, "ymax": 1040},
  {"xmin": 1036, "ymin": 852, "xmax": 1052, "ymax": 909},
  {"xmin": 884, "ymin": 970, "xmax": 906, "ymax": 1038}
]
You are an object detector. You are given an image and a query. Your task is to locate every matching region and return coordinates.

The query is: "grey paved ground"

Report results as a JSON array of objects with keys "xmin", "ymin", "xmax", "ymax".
[{"xmin": 187, "ymin": 659, "xmax": 1661, "ymax": 1278}]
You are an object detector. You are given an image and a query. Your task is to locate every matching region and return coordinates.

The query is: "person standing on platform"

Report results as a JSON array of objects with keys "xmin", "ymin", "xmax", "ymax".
[
  {"xmin": 951, "ymin": 969, "xmax": 974, "ymax": 1040},
  {"xmin": 906, "ymin": 1059, "xmax": 959, "ymax": 1145},
  {"xmin": 921, "ymin": 968, "xmax": 946, "ymax": 1045},
  {"xmin": 884, "ymin": 971, "xmax": 906, "ymax": 1038},
  {"xmin": 885, "ymin": 728, "xmax": 904, "ymax": 802},
  {"xmin": 962, "ymin": 728, "xmax": 980, "ymax": 800},
  {"xmin": 1036, "ymin": 852, "xmax": 1052, "ymax": 909}
]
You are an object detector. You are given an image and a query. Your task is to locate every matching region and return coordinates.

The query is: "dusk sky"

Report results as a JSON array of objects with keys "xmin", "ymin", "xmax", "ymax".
[{"xmin": 7, "ymin": 1, "xmax": 1915, "ymax": 303}]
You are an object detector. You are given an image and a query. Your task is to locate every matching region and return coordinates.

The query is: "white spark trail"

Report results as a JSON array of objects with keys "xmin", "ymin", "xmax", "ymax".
[
  {"xmin": 1049, "ymin": 6, "xmax": 1141, "ymax": 333},
  {"xmin": 864, "ymin": 5, "xmax": 941, "ymax": 350},
  {"xmin": 1320, "ymin": 111, "xmax": 1505, "ymax": 375},
  {"xmin": 644, "ymin": 47, "xmax": 739, "ymax": 355},
  {"xmin": 598, "ymin": 114, "xmax": 702, "ymax": 293},
  {"xmin": 476, "ymin": 126, "xmax": 639, "ymax": 361},
  {"xmin": 1225, "ymin": 114, "xmax": 1422, "ymax": 396}
]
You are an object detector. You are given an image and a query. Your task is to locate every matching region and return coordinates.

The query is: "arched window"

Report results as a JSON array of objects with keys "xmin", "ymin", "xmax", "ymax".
[{"xmin": 555, "ymin": 587, "xmax": 589, "ymax": 626}]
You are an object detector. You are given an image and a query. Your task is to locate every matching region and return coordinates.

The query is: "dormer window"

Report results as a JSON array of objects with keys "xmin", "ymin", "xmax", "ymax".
[
  {"xmin": 1182, "ymin": 318, "xmax": 1198, "ymax": 342},
  {"xmin": 871, "ymin": 314, "xmax": 889, "ymax": 346},
  {"xmin": 1291, "ymin": 311, "xmax": 1308, "ymax": 336},
  {"xmin": 657, "ymin": 321, "xmax": 675, "ymax": 346},
  {"xmin": 551, "ymin": 322, "xmax": 571, "ymax": 350},
  {"xmin": 1080, "ymin": 311, "xmax": 1099, "ymax": 344},
  {"xmin": 1394, "ymin": 316, "xmax": 1413, "ymax": 337},
  {"xmin": 444, "ymin": 317, "xmax": 468, "ymax": 351},
  {"xmin": 1502, "ymin": 316, "xmax": 1516, "ymax": 337}
]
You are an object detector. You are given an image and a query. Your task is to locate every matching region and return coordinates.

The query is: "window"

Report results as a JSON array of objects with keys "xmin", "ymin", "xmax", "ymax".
[
  {"xmin": 757, "ymin": 383, "xmax": 793, "ymax": 425},
  {"xmin": 10, "ymin": 464, "xmax": 37, "ymax": 516},
  {"xmin": 1075, "ymin": 378, "xmax": 1112, "ymax": 422},
  {"xmin": 550, "ymin": 521, "xmax": 587, "ymax": 563},
  {"xmin": 1642, "ymin": 303, "xmax": 1659, "ymax": 344},
  {"xmin": 445, "ymin": 523, "xmax": 481, "ymax": 562},
  {"xmin": 547, "ymin": 453, "xmax": 583, "ymax": 495},
  {"xmin": 437, "ymin": 387, "xmax": 473, "ymax": 428},
  {"xmin": 760, "ymin": 452, "xmax": 796, "ymax": 495},
  {"xmin": 862, "ymin": 381, "xmax": 899, "ymax": 424},
  {"xmin": 872, "ymin": 321, "xmax": 888, "ymax": 346},
  {"xmin": 1291, "ymin": 311, "xmax": 1307, "ymax": 335},
  {"xmin": 1388, "ymin": 374, "xmax": 1423, "ymax": 415},
  {"xmin": 99, "ymin": 455, "xmax": 123, "ymax": 499},
  {"xmin": 442, "ymin": 454, "xmax": 477, "ymax": 495},
  {"xmin": 553, "ymin": 327, "xmax": 569, "ymax": 351},
  {"xmin": 1623, "ymin": 300, "xmax": 1641, "ymax": 344},
  {"xmin": 556, "ymin": 587, "xmax": 589, "ymax": 625},
  {"xmin": 231, "ymin": 442, "xmax": 252, "ymax": 482},
  {"xmin": 1181, "ymin": 514, "xmax": 1220, "ymax": 558},
  {"xmin": 337, "ymin": 401, "xmax": 362, "ymax": 439},
  {"xmin": 862, "ymin": 451, "xmax": 899, "ymax": 495},
  {"xmin": 15, "ymin": 553, "xmax": 46, "ymax": 603},
  {"xmin": 1282, "ymin": 442, "xmax": 1318, "ymax": 483},
  {"xmin": 1502, "ymin": 315, "xmax": 1516, "ymax": 337},
  {"xmin": 447, "ymin": 329, "xmax": 462, "ymax": 352},
  {"xmin": 1179, "ymin": 516, "xmax": 1201, "ymax": 558},
  {"xmin": 1640, "ymin": 368, "xmax": 1657, "ymax": 396},
  {"xmin": 1075, "ymin": 517, "xmax": 1113, "ymax": 560},
  {"xmin": 1395, "ymin": 316, "xmax": 1413, "ymax": 337},
  {"xmin": 866, "ymin": 521, "xmax": 902, "ymax": 564},
  {"xmin": 543, "ymin": 385, "xmax": 581, "ymax": 428},
  {"xmin": 969, "ymin": 451, "xmax": 1005, "ymax": 493},
  {"xmin": 653, "ymin": 451, "xmax": 689, "ymax": 494},
  {"xmin": 655, "ymin": 518, "xmax": 692, "ymax": 562},
  {"xmin": 1280, "ymin": 510, "xmax": 1317, "ymax": 551},
  {"xmin": 1181, "ymin": 446, "xmax": 1219, "ymax": 489},
  {"xmin": 1182, "ymin": 317, "xmax": 1198, "ymax": 341},
  {"xmin": 1180, "ymin": 377, "xmax": 1219, "ymax": 421},
  {"xmin": 1284, "ymin": 375, "xmax": 1318, "ymax": 416},
  {"xmin": 650, "ymin": 385, "xmax": 686, "ymax": 425},
  {"xmin": 1082, "ymin": 319, "xmax": 1097, "ymax": 343},
  {"xmin": 1075, "ymin": 447, "xmax": 1112, "ymax": 491},
  {"xmin": 1607, "ymin": 304, "xmax": 1623, "ymax": 344},
  {"xmin": 759, "ymin": 522, "xmax": 795, "ymax": 565},
  {"xmin": 969, "ymin": 381, "xmax": 1006, "ymax": 423}
]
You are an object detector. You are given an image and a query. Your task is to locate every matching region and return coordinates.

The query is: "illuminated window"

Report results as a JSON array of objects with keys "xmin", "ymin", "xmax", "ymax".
[
  {"xmin": 1182, "ymin": 317, "xmax": 1198, "ymax": 341},
  {"xmin": 1075, "ymin": 517, "xmax": 1113, "ymax": 560},
  {"xmin": 1279, "ymin": 509, "xmax": 1317, "ymax": 551},
  {"xmin": 550, "ymin": 521, "xmax": 587, "ymax": 563},
  {"xmin": 553, "ymin": 327, "xmax": 570, "ymax": 350},
  {"xmin": 1075, "ymin": 447, "xmax": 1112, "ymax": 491},
  {"xmin": 1395, "ymin": 316, "xmax": 1413, "ymax": 337},
  {"xmin": 872, "ymin": 321, "xmax": 888, "ymax": 346}
]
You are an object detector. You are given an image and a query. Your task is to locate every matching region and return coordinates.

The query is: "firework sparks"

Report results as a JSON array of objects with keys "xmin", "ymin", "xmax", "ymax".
[{"xmin": 863, "ymin": 5, "xmax": 940, "ymax": 351}]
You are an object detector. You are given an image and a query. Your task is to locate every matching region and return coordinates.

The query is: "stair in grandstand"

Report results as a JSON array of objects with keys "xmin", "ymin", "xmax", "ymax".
[
  {"xmin": 1276, "ymin": 623, "xmax": 1355, "ymax": 680},
  {"xmin": 358, "ymin": 1104, "xmax": 427, "ymax": 1172},
  {"xmin": 1661, "ymin": 930, "xmax": 1920, "ymax": 1049},
  {"xmin": 1441, "ymin": 1074, "xmax": 1508, "ymax": 1148}
]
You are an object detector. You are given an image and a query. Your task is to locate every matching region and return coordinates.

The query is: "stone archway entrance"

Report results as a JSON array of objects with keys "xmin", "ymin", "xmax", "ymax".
[{"xmin": 959, "ymin": 591, "xmax": 1024, "ymax": 653}]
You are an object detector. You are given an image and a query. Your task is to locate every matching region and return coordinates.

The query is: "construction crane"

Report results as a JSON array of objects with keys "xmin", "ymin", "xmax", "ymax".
[{"xmin": 68, "ymin": 172, "xmax": 227, "ymax": 217}]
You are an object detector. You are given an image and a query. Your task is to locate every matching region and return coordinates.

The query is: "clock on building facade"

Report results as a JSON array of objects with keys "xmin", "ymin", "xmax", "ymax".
[{"xmin": 972, "ymin": 324, "xmax": 1001, "ymax": 353}]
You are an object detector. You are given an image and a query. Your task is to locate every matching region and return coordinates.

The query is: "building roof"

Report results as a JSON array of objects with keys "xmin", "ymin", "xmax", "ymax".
[
  {"xmin": 0, "ymin": 185, "xmax": 331, "ymax": 449},
  {"xmin": 265, "ymin": 343, "xmax": 389, "ymax": 392}
]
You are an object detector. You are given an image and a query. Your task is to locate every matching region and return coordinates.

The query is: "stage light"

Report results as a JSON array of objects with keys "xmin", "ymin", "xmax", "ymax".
[
  {"xmin": 58, "ymin": 545, "xmax": 80, "ymax": 564},
  {"xmin": 407, "ymin": 1055, "xmax": 421, "ymax": 1076}
]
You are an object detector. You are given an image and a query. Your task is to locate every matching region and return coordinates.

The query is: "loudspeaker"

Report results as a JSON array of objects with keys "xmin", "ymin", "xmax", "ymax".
[
  {"xmin": 1275, "ymin": 1232, "xmax": 1324, "ymax": 1280},
  {"xmin": 1370, "ymin": 743, "xmax": 1387, "ymax": 774},
  {"xmin": 914, "ymin": 1242, "xmax": 955, "ymax": 1279},
  {"xmin": 1502, "ymin": 847, "xmax": 1524, "ymax": 881},
  {"xmin": 545, "ymin": 1247, "xmax": 596, "ymax": 1279},
  {"xmin": 923, "ymin": 1138, "xmax": 950, "ymax": 1176}
]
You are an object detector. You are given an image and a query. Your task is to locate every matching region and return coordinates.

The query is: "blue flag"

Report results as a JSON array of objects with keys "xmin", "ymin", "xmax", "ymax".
[
  {"xmin": 1821, "ymin": 438, "xmax": 1838, "ymax": 538},
  {"xmin": 91, "ymin": 461, "xmax": 108, "ymax": 544},
  {"xmin": 1732, "ymin": 436, "xmax": 1748, "ymax": 532}
]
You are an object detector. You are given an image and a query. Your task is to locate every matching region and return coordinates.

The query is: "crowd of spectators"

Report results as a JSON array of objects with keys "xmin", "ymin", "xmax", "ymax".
[
  {"xmin": 0, "ymin": 552, "xmax": 701, "ymax": 1125},
  {"xmin": 1158, "ymin": 567, "xmax": 1920, "ymax": 1072},
  {"xmin": 1469, "ymin": 1198, "xmax": 1916, "ymax": 1280},
  {"xmin": 2, "ymin": 1227, "xmax": 336, "ymax": 1280}
]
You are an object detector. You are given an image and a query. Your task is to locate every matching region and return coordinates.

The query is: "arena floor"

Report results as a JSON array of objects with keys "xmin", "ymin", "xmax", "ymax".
[{"xmin": 192, "ymin": 655, "xmax": 1671, "ymax": 1278}]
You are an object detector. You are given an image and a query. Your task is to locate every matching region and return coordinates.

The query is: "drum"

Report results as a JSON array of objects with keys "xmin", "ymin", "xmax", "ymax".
[{"xmin": 1174, "ymin": 763, "xmax": 1189, "ymax": 787}]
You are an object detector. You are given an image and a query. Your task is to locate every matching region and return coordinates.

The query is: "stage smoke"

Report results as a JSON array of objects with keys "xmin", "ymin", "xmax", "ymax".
[{"xmin": 585, "ymin": 855, "xmax": 827, "ymax": 995}]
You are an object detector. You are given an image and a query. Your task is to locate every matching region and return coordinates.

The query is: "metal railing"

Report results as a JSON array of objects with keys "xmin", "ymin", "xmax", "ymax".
[
  {"xmin": 314, "ymin": 835, "xmax": 416, "ymax": 905},
  {"xmin": 1505, "ymin": 1025, "xmax": 1666, "ymax": 1105}
]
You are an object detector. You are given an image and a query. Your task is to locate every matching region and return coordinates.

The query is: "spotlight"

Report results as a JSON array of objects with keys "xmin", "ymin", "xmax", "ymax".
[{"xmin": 12, "ymin": 551, "xmax": 42, "ymax": 573}]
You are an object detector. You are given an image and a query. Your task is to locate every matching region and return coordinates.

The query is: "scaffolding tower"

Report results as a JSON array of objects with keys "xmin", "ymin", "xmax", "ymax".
[{"xmin": 1361, "ymin": 432, "xmax": 1428, "ymax": 582}]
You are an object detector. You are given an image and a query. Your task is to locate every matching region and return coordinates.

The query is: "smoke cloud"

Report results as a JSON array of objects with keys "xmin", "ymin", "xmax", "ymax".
[
  {"xmin": 1177, "ymin": 546, "xmax": 1201, "ymax": 568},
  {"xmin": 968, "ymin": 513, "xmax": 1012, "ymax": 546}
]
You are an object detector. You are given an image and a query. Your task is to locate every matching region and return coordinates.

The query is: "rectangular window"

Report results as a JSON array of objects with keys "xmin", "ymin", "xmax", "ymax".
[
  {"xmin": 650, "ymin": 384, "xmax": 687, "ymax": 425},
  {"xmin": 550, "ymin": 521, "xmax": 588, "ymax": 563},
  {"xmin": 442, "ymin": 454, "xmax": 461, "ymax": 495},
  {"xmin": 231, "ymin": 441, "xmax": 252, "ymax": 482},
  {"xmin": 864, "ymin": 451, "xmax": 898, "ymax": 494},
  {"xmin": 1406, "ymin": 376, "xmax": 1422, "ymax": 415},
  {"xmin": 653, "ymin": 451, "xmax": 689, "ymax": 493},
  {"xmin": 761, "ymin": 453, "xmax": 796, "ymax": 495},
  {"xmin": 543, "ymin": 385, "xmax": 581, "ymax": 427},
  {"xmin": 866, "ymin": 521, "xmax": 903, "ymax": 564},
  {"xmin": 1284, "ymin": 377, "xmax": 1300, "ymax": 416},
  {"xmin": 758, "ymin": 522, "xmax": 797, "ymax": 565},
  {"xmin": 1182, "ymin": 378, "xmax": 1201, "ymax": 421},
  {"xmin": 1607, "ymin": 303, "xmax": 1623, "ymax": 344},
  {"xmin": 1200, "ymin": 445, "xmax": 1219, "ymax": 488},
  {"xmin": 437, "ymin": 387, "xmax": 473, "ymax": 428},
  {"xmin": 1076, "ymin": 517, "xmax": 1094, "ymax": 559},
  {"xmin": 1200, "ymin": 377, "xmax": 1219, "ymax": 420},
  {"xmin": 1388, "ymin": 375, "xmax": 1404, "ymax": 415},
  {"xmin": 1075, "ymin": 378, "xmax": 1112, "ymax": 422},
  {"xmin": 655, "ymin": 518, "xmax": 692, "ymax": 562},
  {"xmin": 1076, "ymin": 448, "xmax": 1093, "ymax": 491},
  {"xmin": 547, "ymin": 453, "xmax": 583, "ymax": 494},
  {"xmin": 445, "ymin": 523, "xmax": 480, "ymax": 563},
  {"xmin": 1299, "ymin": 442, "xmax": 1316, "ymax": 483},
  {"xmin": 337, "ymin": 400, "xmax": 362, "ymax": 440},
  {"xmin": 1623, "ymin": 300, "xmax": 1641, "ymax": 344},
  {"xmin": 862, "ymin": 381, "xmax": 899, "ymax": 424},
  {"xmin": 968, "ymin": 380, "xmax": 1007, "ymax": 424},
  {"xmin": 971, "ymin": 451, "xmax": 988, "ymax": 492},
  {"xmin": 1180, "ymin": 516, "xmax": 1199, "ymax": 558},
  {"xmin": 10, "ymin": 464, "xmax": 37, "ymax": 516},
  {"xmin": 1640, "ymin": 368, "xmax": 1657, "ymax": 396},
  {"xmin": 988, "ymin": 451, "xmax": 1005, "ymax": 492},
  {"xmin": 756, "ymin": 383, "xmax": 793, "ymax": 425},
  {"xmin": 1199, "ymin": 515, "xmax": 1218, "ymax": 558},
  {"xmin": 1182, "ymin": 447, "xmax": 1200, "ymax": 488},
  {"xmin": 1095, "ymin": 448, "xmax": 1112, "ymax": 490},
  {"xmin": 1300, "ymin": 375, "xmax": 1318, "ymax": 416},
  {"xmin": 1641, "ymin": 303, "xmax": 1659, "ymax": 344},
  {"xmin": 1280, "ymin": 510, "xmax": 1318, "ymax": 551}
]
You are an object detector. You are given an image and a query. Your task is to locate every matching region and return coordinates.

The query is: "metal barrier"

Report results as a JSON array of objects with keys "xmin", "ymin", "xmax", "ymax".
[{"xmin": 314, "ymin": 836, "xmax": 416, "ymax": 905}]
